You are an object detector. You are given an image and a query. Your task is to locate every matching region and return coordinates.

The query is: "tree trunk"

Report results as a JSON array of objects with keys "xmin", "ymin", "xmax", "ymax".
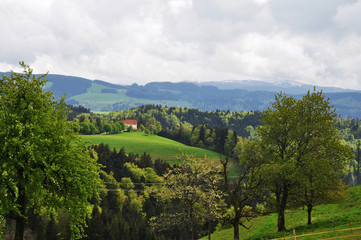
[
  {"xmin": 189, "ymin": 230, "xmax": 194, "ymax": 240},
  {"xmin": 277, "ymin": 207, "xmax": 286, "ymax": 232},
  {"xmin": 14, "ymin": 182, "xmax": 27, "ymax": 240},
  {"xmin": 14, "ymin": 216, "xmax": 25, "ymax": 240},
  {"xmin": 208, "ymin": 221, "xmax": 212, "ymax": 240},
  {"xmin": 189, "ymin": 207, "xmax": 194, "ymax": 240},
  {"xmin": 277, "ymin": 185, "xmax": 288, "ymax": 232},
  {"xmin": 307, "ymin": 204, "xmax": 313, "ymax": 225},
  {"xmin": 233, "ymin": 222, "xmax": 239, "ymax": 240}
]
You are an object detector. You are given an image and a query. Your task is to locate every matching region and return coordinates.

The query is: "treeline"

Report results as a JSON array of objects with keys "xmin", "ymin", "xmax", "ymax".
[
  {"xmin": 337, "ymin": 117, "xmax": 361, "ymax": 141},
  {"xmin": 85, "ymin": 144, "xmax": 175, "ymax": 240},
  {"xmin": 9, "ymin": 144, "xmax": 176, "ymax": 240},
  {"xmin": 68, "ymin": 104, "xmax": 361, "ymax": 165},
  {"xmin": 68, "ymin": 104, "xmax": 361, "ymax": 144},
  {"xmin": 159, "ymin": 124, "xmax": 238, "ymax": 156},
  {"xmin": 335, "ymin": 117, "xmax": 361, "ymax": 186},
  {"xmin": 108, "ymin": 104, "xmax": 262, "ymax": 138},
  {"xmin": 72, "ymin": 112, "xmax": 131, "ymax": 135}
]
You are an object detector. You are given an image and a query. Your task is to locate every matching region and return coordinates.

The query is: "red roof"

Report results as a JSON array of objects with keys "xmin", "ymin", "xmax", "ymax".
[{"xmin": 122, "ymin": 120, "xmax": 137, "ymax": 125}]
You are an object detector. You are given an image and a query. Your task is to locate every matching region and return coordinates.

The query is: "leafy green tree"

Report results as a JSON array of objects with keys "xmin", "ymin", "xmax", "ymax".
[
  {"xmin": 0, "ymin": 63, "xmax": 103, "ymax": 240},
  {"xmin": 224, "ymin": 130, "xmax": 237, "ymax": 156},
  {"xmin": 103, "ymin": 123, "xmax": 112, "ymax": 134},
  {"xmin": 116, "ymin": 121, "xmax": 125, "ymax": 132},
  {"xmin": 127, "ymin": 125, "xmax": 134, "ymax": 132},
  {"xmin": 221, "ymin": 139, "xmax": 265, "ymax": 240},
  {"xmin": 259, "ymin": 90, "xmax": 352, "ymax": 231},
  {"xmin": 88, "ymin": 122, "xmax": 98, "ymax": 134},
  {"xmin": 150, "ymin": 156, "xmax": 223, "ymax": 240},
  {"xmin": 259, "ymin": 93, "xmax": 297, "ymax": 232},
  {"xmin": 145, "ymin": 117, "xmax": 162, "ymax": 134},
  {"xmin": 289, "ymin": 91, "xmax": 352, "ymax": 225},
  {"xmin": 79, "ymin": 122, "xmax": 90, "ymax": 134}
]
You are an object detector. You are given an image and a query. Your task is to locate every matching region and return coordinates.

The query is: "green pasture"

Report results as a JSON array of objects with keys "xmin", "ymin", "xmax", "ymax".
[
  {"xmin": 82, "ymin": 132, "xmax": 222, "ymax": 165},
  {"xmin": 68, "ymin": 83, "xmax": 192, "ymax": 111},
  {"xmin": 200, "ymin": 186, "xmax": 361, "ymax": 240}
]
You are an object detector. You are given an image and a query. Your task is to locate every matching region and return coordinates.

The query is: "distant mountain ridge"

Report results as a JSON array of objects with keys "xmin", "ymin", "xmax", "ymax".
[
  {"xmin": 195, "ymin": 80, "xmax": 358, "ymax": 94},
  {"xmin": 1, "ymin": 72, "xmax": 361, "ymax": 118}
]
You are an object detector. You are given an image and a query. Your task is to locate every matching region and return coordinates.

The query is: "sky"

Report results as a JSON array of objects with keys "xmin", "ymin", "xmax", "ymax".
[{"xmin": 1, "ymin": 0, "xmax": 361, "ymax": 89}]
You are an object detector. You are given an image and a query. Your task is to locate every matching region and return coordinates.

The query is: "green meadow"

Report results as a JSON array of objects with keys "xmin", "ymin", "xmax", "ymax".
[
  {"xmin": 82, "ymin": 132, "xmax": 222, "ymax": 165},
  {"xmin": 68, "ymin": 83, "xmax": 192, "ymax": 111},
  {"xmin": 201, "ymin": 186, "xmax": 361, "ymax": 240}
]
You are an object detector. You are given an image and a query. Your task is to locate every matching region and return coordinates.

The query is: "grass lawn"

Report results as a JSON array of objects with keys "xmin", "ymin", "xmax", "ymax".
[
  {"xmin": 200, "ymin": 186, "xmax": 361, "ymax": 240},
  {"xmin": 82, "ymin": 132, "xmax": 223, "ymax": 165}
]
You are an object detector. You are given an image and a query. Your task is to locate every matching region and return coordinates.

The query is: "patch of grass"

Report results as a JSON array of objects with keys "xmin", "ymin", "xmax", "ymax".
[
  {"xmin": 200, "ymin": 186, "xmax": 361, "ymax": 240},
  {"xmin": 82, "ymin": 132, "xmax": 222, "ymax": 165},
  {"xmin": 69, "ymin": 87, "xmax": 193, "ymax": 111}
]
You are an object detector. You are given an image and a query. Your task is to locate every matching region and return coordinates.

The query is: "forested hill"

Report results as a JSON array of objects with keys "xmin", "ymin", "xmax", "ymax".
[
  {"xmin": 107, "ymin": 104, "xmax": 262, "ymax": 138},
  {"xmin": 2, "ymin": 72, "xmax": 361, "ymax": 118}
]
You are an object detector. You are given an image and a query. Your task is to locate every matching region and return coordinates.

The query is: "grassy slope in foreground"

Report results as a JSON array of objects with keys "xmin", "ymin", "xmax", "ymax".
[
  {"xmin": 82, "ymin": 132, "xmax": 222, "ymax": 164},
  {"xmin": 201, "ymin": 186, "xmax": 361, "ymax": 240}
]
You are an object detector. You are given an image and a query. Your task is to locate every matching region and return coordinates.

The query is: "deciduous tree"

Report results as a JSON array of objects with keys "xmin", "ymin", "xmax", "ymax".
[
  {"xmin": 221, "ymin": 139, "xmax": 265, "ymax": 240},
  {"xmin": 0, "ymin": 63, "xmax": 103, "ymax": 240},
  {"xmin": 259, "ymin": 90, "xmax": 352, "ymax": 231},
  {"xmin": 150, "ymin": 156, "xmax": 223, "ymax": 240}
]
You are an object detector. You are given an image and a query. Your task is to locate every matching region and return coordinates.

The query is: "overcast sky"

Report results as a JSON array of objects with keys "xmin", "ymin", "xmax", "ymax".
[{"xmin": 1, "ymin": 0, "xmax": 361, "ymax": 89}]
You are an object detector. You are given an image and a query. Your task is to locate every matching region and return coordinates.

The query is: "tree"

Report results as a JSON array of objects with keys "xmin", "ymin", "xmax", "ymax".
[
  {"xmin": 150, "ymin": 156, "xmax": 223, "ymax": 240},
  {"xmin": 145, "ymin": 117, "xmax": 162, "ymax": 134},
  {"xmin": 139, "ymin": 124, "xmax": 146, "ymax": 132},
  {"xmin": 221, "ymin": 139, "xmax": 265, "ymax": 240},
  {"xmin": 0, "ymin": 63, "xmax": 103, "ymax": 240},
  {"xmin": 259, "ymin": 90, "xmax": 352, "ymax": 231},
  {"xmin": 224, "ymin": 130, "xmax": 237, "ymax": 156},
  {"xmin": 79, "ymin": 122, "xmax": 90, "ymax": 134},
  {"xmin": 103, "ymin": 123, "xmax": 112, "ymax": 134},
  {"xmin": 289, "ymin": 91, "xmax": 352, "ymax": 225},
  {"xmin": 357, "ymin": 140, "xmax": 360, "ymax": 186},
  {"xmin": 127, "ymin": 125, "xmax": 134, "ymax": 132}
]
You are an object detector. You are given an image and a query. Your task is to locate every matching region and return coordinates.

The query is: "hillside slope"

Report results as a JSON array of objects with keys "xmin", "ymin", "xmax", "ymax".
[
  {"xmin": 200, "ymin": 186, "xmax": 361, "ymax": 240},
  {"xmin": 82, "ymin": 132, "xmax": 222, "ymax": 164}
]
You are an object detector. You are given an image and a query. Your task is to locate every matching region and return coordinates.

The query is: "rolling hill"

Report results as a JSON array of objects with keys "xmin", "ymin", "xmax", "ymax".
[{"xmin": 82, "ymin": 132, "xmax": 222, "ymax": 165}]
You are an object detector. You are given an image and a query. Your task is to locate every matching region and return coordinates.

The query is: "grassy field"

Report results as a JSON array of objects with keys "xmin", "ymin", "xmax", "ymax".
[
  {"xmin": 82, "ymin": 132, "xmax": 223, "ymax": 165},
  {"xmin": 200, "ymin": 186, "xmax": 361, "ymax": 240},
  {"xmin": 68, "ymin": 83, "xmax": 192, "ymax": 111}
]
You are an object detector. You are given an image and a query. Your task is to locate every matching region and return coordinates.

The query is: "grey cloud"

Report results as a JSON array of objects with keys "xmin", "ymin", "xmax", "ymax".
[{"xmin": 270, "ymin": 0, "xmax": 357, "ymax": 33}]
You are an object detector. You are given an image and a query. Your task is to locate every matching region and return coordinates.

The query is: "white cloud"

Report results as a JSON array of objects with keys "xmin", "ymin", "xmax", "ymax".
[
  {"xmin": 1, "ymin": 0, "xmax": 361, "ymax": 89},
  {"xmin": 334, "ymin": 0, "xmax": 361, "ymax": 34},
  {"xmin": 169, "ymin": 0, "xmax": 193, "ymax": 14}
]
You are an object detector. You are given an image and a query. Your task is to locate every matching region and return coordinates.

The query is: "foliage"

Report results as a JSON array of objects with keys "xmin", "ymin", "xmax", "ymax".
[
  {"xmin": 145, "ymin": 117, "xmax": 162, "ymax": 134},
  {"xmin": 107, "ymin": 104, "xmax": 262, "ymax": 138},
  {"xmin": 259, "ymin": 90, "xmax": 353, "ymax": 231},
  {"xmin": 0, "ymin": 63, "xmax": 103, "ymax": 240},
  {"xmin": 150, "ymin": 156, "xmax": 223, "ymax": 240}
]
